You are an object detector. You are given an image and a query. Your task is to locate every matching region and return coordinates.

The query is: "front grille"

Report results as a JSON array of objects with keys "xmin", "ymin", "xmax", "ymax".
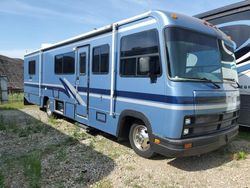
[{"xmin": 182, "ymin": 110, "xmax": 239, "ymax": 138}]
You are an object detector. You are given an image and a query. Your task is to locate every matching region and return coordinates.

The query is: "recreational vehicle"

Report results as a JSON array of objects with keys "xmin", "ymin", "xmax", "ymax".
[
  {"xmin": 196, "ymin": 0, "xmax": 250, "ymax": 127},
  {"xmin": 24, "ymin": 10, "xmax": 240, "ymax": 158}
]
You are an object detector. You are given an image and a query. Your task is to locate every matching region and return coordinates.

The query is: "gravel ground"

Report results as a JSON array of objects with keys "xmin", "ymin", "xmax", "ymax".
[{"xmin": 0, "ymin": 107, "xmax": 250, "ymax": 188}]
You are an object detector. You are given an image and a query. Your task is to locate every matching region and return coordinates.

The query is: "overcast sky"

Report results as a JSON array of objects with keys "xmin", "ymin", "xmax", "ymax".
[{"xmin": 0, "ymin": 0, "xmax": 242, "ymax": 59}]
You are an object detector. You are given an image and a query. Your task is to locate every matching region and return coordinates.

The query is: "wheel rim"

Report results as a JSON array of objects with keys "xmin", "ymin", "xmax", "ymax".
[
  {"xmin": 132, "ymin": 125, "xmax": 150, "ymax": 151},
  {"xmin": 46, "ymin": 101, "xmax": 52, "ymax": 116}
]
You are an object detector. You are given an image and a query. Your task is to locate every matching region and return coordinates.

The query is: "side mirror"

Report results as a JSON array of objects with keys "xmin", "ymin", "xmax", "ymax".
[{"xmin": 138, "ymin": 56, "xmax": 157, "ymax": 83}]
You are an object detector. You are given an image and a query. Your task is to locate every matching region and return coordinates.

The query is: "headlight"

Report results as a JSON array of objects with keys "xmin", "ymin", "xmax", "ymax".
[
  {"xmin": 185, "ymin": 118, "xmax": 191, "ymax": 125},
  {"xmin": 183, "ymin": 128, "xmax": 190, "ymax": 135}
]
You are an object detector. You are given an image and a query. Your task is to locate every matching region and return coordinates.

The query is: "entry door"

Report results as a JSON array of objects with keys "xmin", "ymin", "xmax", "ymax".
[{"xmin": 76, "ymin": 46, "xmax": 89, "ymax": 117}]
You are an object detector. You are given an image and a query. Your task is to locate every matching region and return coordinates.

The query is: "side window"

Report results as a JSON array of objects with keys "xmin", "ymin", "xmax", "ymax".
[
  {"xmin": 55, "ymin": 56, "xmax": 63, "ymax": 74},
  {"xmin": 79, "ymin": 52, "xmax": 86, "ymax": 74},
  {"xmin": 120, "ymin": 29, "xmax": 161, "ymax": 77},
  {"xmin": 92, "ymin": 44, "xmax": 109, "ymax": 74},
  {"xmin": 54, "ymin": 52, "xmax": 75, "ymax": 74},
  {"xmin": 28, "ymin": 60, "xmax": 36, "ymax": 75}
]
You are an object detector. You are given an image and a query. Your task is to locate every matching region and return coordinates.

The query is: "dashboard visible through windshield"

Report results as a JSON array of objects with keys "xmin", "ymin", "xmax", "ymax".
[{"xmin": 165, "ymin": 27, "xmax": 237, "ymax": 83}]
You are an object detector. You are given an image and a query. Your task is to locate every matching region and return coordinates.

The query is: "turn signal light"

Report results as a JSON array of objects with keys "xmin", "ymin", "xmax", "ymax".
[
  {"xmin": 171, "ymin": 13, "xmax": 178, "ymax": 19},
  {"xmin": 154, "ymin": 139, "xmax": 161, "ymax": 144},
  {"xmin": 184, "ymin": 143, "xmax": 192, "ymax": 149}
]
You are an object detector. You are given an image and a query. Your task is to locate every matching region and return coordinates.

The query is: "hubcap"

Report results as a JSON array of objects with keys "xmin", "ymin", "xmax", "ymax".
[{"xmin": 133, "ymin": 125, "xmax": 150, "ymax": 151}]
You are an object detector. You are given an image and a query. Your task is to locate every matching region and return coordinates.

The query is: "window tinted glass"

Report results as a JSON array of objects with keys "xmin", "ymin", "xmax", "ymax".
[
  {"xmin": 55, "ymin": 52, "xmax": 75, "ymax": 74},
  {"xmin": 120, "ymin": 29, "xmax": 161, "ymax": 77},
  {"xmin": 55, "ymin": 56, "xmax": 63, "ymax": 74},
  {"xmin": 79, "ymin": 52, "xmax": 86, "ymax": 74},
  {"xmin": 92, "ymin": 44, "xmax": 109, "ymax": 74},
  {"xmin": 63, "ymin": 53, "xmax": 75, "ymax": 74},
  {"xmin": 121, "ymin": 58, "xmax": 136, "ymax": 76},
  {"xmin": 121, "ymin": 30, "xmax": 159, "ymax": 57},
  {"xmin": 93, "ymin": 47, "xmax": 100, "ymax": 73},
  {"xmin": 100, "ymin": 45, "xmax": 109, "ymax": 72},
  {"xmin": 28, "ymin": 60, "xmax": 36, "ymax": 75}
]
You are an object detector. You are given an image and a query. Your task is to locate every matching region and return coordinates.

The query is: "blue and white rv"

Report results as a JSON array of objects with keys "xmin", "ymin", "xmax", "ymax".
[{"xmin": 24, "ymin": 10, "xmax": 240, "ymax": 158}]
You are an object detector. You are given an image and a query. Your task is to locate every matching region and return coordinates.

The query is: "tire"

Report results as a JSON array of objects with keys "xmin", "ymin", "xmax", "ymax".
[
  {"xmin": 129, "ymin": 123, "xmax": 156, "ymax": 158},
  {"xmin": 45, "ymin": 99, "xmax": 53, "ymax": 117}
]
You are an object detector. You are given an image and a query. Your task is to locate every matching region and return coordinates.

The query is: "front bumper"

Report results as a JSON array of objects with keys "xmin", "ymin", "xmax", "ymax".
[{"xmin": 151, "ymin": 125, "xmax": 239, "ymax": 157}]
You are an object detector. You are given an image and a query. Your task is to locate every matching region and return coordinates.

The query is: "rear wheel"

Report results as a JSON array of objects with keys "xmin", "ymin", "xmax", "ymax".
[
  {"xmin": 46, "ymin": 99, "xmax": 53, "ymax": 117},
  {"xmin": 129, "ymin": 123, "xmax": 155, "ymax": 158}
]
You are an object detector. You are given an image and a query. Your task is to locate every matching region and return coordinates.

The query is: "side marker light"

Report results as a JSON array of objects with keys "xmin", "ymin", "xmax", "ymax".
[
  {"xmin": 184, "ymin": 143, "xmax": 192, "ymax": 149},
  {"xmin": 154, "ymin": 139, "xmax": 161, "ymax": 144}
]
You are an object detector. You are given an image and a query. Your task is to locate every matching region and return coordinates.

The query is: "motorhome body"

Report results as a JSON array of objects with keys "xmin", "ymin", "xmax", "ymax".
[{"xmin": 24, "ymin": 10, "xmax": 240, "ymax": 158}]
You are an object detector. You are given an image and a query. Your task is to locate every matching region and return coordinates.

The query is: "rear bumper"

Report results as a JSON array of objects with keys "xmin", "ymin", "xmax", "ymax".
[{"xmin": 151, "ymin": 125, "xmax": 239, "ymax": 157}]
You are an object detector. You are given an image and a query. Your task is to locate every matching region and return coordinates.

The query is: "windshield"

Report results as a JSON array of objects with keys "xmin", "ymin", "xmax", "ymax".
[
  {"xmin": 219, "ymin": 40, "xmax": 238, "ymax": 82},
  {"xmin": 165, "ymin": 27, "xmax": 237, "ymax": 83}
]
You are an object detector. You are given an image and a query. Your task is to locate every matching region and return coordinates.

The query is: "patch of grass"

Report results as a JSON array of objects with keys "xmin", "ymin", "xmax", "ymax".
[
  {"xmin": 18, "ymin": 124, "xmax": 44, "ymax": 137},
  {"xmin": 0, "ymin": 115, "xmax": 6, "ymax": 131},
  {"xmin": 124, "ymin": 176, "xmax": 141, "ymax": 187},
  {"xmin": 72, "ymin": 126, "xmax": 88, "ymax": 141},
  {"xmin": 75, "ymin": 173, "xmax": 85, "ymax": 184},
  {"xmin": 64, "ymin": 136, "xmax": 78, "ymax": 146},
  {"xmin": 0, "ymin": 102, "xmax": 24, "ymax": 110},
  {"xmin": 56, "ymin": 148, "xmax": 67, "ymax": 161},
  {"xmin": 8, "ymin": 92, "xmax": 24, "ymax": 101},
  {"xmin": 234, "ymin": 151, "xmax": 247, "ymax": 160},
  {"xmin": 237, "ymin": 131, "xmax": 250, "ymax": 141},
  {"xmin": 22, "ymin": 151, "xmax": 42, "ymax": 188},
  {"xmin": 125, "ymin": 165, "xmax": 135, "ymax": 171},
  {"xmin": 0, "ymin": 117, "xmax": 19, "ymax": 133},
  {"xmin": 92, "ymin": 179, "xmax": 113, "ymax": 188},
  {"xmin": 48, "ymin": 115, "xmax": 58, "ymax": 125},
  {"xmin": 0, "ymin": 172, "xmax": 4, "ymax": 188},
  {"xmin": 6, "ymin": 118, "xmax": 19, "ymax": 132},
  {"xmin": 88, "ymin": 139, "xmax": 95, "ymax": 150},
  {"xmin": 131, "ymin": 184, "xmax": 143, "ymax": 188}
]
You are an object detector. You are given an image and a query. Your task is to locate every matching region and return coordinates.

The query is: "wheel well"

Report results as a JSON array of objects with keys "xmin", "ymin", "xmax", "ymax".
[
  {"xmin": 43, "ymin": 96, "xmax": 49, "ymax": 107},
  {"xmin": 118, "ymin": 116, "xmax": 144, "ymax": 141}
]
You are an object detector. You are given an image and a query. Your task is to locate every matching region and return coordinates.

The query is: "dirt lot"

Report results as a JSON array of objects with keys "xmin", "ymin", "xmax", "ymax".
[{"xmin": 0, "ymin": 105, "xmax": 250, "ymax": 188}]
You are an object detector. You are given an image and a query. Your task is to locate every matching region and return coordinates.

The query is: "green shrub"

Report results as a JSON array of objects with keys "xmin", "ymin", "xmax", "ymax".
[
  {"xmin": 22, "ymin": 152, "xmax": 42, "ymax": 188},
  {"xmin": 0, "ymin": 172, "xmax": 4, "ymax": 188},
  {"xmin": 235, "ymin": 151, "xmax": 247, "ymax": 160}
]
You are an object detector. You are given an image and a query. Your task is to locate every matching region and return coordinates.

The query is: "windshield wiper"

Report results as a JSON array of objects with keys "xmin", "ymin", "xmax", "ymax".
[
  {"xmin": 176, "ymin": 77, "xmax": 221, "ymax": 89},
  {"xmin": 199, "ymin": 77, "xmax": 221, "ymax": 89},
  {"xmin": 223, "ymin": 78, "xmax": 241, "ymax": 88}
]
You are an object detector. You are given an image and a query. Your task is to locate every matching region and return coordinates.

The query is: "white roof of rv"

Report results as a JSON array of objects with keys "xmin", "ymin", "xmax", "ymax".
[{"xmin": 25, "ymin": 11, "xmax": 153, "ymax": 56}]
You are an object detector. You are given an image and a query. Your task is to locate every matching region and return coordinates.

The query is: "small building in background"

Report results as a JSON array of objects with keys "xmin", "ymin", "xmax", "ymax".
[
  {"xmin": 0, "ymin": 75, "xmax": 8, "ymax": 103},
  {"xmin": 0, "ymin": 55, "xmax": 23, "ymax": 93}
]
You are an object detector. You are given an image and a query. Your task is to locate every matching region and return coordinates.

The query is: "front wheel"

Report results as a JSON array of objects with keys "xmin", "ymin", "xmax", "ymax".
[{"xmin": 129, "ymin": 123, "xmax": 156, "ymax": 158}]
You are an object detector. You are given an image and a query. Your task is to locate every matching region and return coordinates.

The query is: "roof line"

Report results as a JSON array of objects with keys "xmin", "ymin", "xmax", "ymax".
[{"xmin": 25, "ymin": 11, "xmax": 153, "ymax": 57}]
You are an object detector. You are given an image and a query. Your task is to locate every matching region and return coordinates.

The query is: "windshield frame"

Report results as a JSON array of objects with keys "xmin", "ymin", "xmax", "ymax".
[
  {"xmin": 218, "ymin": 39, "xmax": 238, "ymax": 84},
  {"xmin": 164, "ymin": 26, "xmax": 237, "ymax": 84}
]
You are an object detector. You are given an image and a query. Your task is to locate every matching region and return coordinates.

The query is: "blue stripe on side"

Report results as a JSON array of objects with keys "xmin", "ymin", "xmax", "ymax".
[
  {"xmin": 115, "ymin": 90, "xmax": 194, "ymax": 104},
  {"xmin": 24, "ymin": 83, "xmax": 226, "ymax": 105},
  {"xmin": 25, "ymin": 83, "xmax": 194, "ymax": 104}
]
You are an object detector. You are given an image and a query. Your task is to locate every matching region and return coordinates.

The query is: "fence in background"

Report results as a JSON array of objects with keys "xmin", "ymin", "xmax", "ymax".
[
  {"xmin": 0, "ymin": 76, "xmax": 8, "ymax": 103},
  {"xmin": 8, "ymin": 89, "xmax": 24, "ymax": 103}
]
